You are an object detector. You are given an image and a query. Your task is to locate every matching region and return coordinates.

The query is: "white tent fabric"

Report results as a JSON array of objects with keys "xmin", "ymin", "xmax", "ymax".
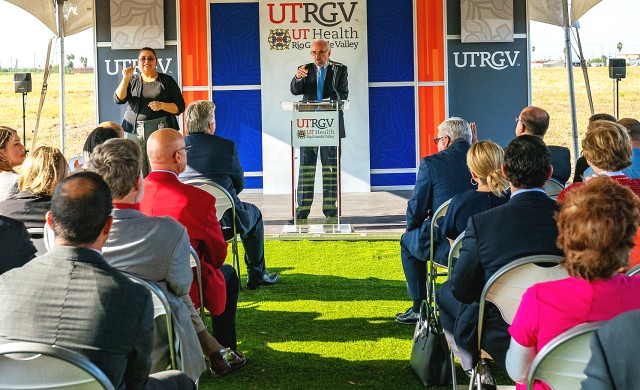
[
  {"xmin": 528, "ymin": 0, "xmax": 602, "ymax": 26},
  {"xmin": 6, "ymin": 0, "xmax": 93, "ymax": 36}
]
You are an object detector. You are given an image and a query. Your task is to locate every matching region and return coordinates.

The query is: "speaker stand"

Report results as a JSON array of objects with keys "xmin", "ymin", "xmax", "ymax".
[{"xmin": 21, "ymin": 92, "xmax": 27, "ymax": 144}]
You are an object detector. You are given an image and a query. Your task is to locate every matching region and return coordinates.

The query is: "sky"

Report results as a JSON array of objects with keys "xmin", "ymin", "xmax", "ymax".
[{"xmin": 0, "ymin": 0, "xmax": 638, "ymax": 69}]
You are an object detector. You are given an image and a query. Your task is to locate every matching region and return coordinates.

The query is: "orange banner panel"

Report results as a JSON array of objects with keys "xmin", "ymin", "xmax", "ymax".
[
  {"xmin": 180, "ymin": 0, "xmax": 209, "ymax": 87},
  {"xmin": 417, "ymin": 0, "xmax": 444, "ymax": 82},
  {"xmin": 418, "ymin": 86, "xmax": 446, "ymax": 158}
]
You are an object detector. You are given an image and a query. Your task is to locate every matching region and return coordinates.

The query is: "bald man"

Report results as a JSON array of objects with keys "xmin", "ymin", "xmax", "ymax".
[
  {"xmin": 139, "ymin": 129, "xmax": 240, "ymax": 351},
  {"xmin": 514, "ymin": 106, "xmax": 570, "ymax": 184}
]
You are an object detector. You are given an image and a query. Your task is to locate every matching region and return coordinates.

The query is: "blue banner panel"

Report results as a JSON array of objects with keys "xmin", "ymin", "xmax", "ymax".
[
  {"xmin": 211, "ymin": 90, "xmax": 263, "ymax": 173},
  {"xmin": 371, "ymin": 172, "xmax": 416, "ymax": 187},
  {"xmin": 245, "ymin": 176, "xmax": 263, "ymax": 190},
  {"xmin": 369, "ymin": 86, "xmax": 416, "ymax": 170},
  {"xmin": 210, "ymin": 2, "xmax": 261, "ymax": 86},
  {"xmin": 367, "ymin": 0, "xmax": 414, "ymax": 83}
]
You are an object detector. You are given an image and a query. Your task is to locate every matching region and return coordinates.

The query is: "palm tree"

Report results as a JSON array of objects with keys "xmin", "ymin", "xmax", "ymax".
[{"xmin": 617, "ymin": 42, "xmax": 623, "ymax": 53}]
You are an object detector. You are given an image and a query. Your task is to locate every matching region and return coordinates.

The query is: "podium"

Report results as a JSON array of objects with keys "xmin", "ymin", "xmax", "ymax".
[{"xmin": 281, "ymin": 100, "xmax": 351, "ymax": 234}]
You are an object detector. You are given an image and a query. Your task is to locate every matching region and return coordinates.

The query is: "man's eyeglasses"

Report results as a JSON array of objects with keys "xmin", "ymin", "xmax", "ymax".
[
  {"xmin": 138, "ymin": 56, "xmax": 156, "ymax": 62},
  {"xmin": 515, "ymin": 116, "xmax": 521, "ymax": 124},
  {"xmin": 174, "ymin": 144, "xmax": 191, "ymax": 156},
  {"xmin": 310, "ymin": 50, "xmax": 328, "ymax": 56},
  {"xmin": 433, "ymin": 136, "xmax": 446, "ymax": 145}
]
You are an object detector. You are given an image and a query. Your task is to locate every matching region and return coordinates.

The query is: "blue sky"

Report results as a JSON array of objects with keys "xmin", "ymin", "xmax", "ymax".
[{"xmin": 0, "ymin": 0, "xmax": 637, "ymax": 68}]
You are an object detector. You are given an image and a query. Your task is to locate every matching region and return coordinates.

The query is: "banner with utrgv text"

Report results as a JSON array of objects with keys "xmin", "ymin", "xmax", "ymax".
[{"xmin": 259, "ymin": 0, "xmax": 370, "ymax": 194}]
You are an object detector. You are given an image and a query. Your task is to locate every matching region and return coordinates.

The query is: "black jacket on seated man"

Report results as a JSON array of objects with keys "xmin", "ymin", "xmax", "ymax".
[
  {"xmin": 0, "ymin": 215, "xmax": 36, "ymax": 275},
  {"xmin": 548, "ymin": 145, "xmax": 571, "ymax": 185}
]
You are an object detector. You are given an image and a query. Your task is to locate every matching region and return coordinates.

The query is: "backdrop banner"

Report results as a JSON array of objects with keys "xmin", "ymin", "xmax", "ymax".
[{"xmin": 258, "ymin": 0, "xmax": 370, "ymax": 194}]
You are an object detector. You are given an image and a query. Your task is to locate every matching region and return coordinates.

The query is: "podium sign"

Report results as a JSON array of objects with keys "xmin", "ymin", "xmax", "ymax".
[{"xmin": 291, "ymin": 110, "xmax": 340, "ymax": 147}]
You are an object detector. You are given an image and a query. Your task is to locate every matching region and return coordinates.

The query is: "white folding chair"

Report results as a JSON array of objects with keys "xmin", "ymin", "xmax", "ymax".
[
  {"xmin": 625, "ymin": 263, "xmax": 640, "ymax": 276},
  {"xmin": 526, "ymin": 321, "xmax": 605, "ymax": 389},
  {"xmin": 426, "ymin": 198, "xmax": 452, "ymax": 310},
  {"xmin": 466, "ymin": 255, "xmax": 568, "ymax": 389},
  {"xmin": 544, "ymin": 177, "xmax": 565, "ymax": 200},
  {"xmin": 26, "ymin": 227, "xmax": 47, "ymax": 256},
  {"xmin": 0, "ymin": 341, "xmax": 114, "ymax": 389},
  {"xmin": 183, "ymin": 179, "xmax": 241, "ymax": 286},
  {"xmin": 446, "ymin": 231, "xmax": 465, "ymax": 280},
  {"xmin": 125, "ymin": 274, "xmax": 180, "ymax": 372},
  {"xmin": 189, "ymin": 246, "xmax": 206, "ymax": 322}
]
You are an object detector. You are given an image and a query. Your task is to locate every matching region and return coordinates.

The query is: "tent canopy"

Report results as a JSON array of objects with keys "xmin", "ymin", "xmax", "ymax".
[
  {"xmin": 6, "ymin": 0, "xmax": 92, "ymax": 37},
  {"xmin": 528, "ymin": 0, "xmax": 602, "ymax": 26}
]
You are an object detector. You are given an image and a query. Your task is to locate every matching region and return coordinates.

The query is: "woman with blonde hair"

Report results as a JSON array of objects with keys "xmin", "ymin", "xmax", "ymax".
[
  {"xmin": 0, "ymin": 146, "xmax": 68, "ymax": 228},
  {"xmin": 0, "ymin": 126, "xmax": 27, "ymax": 201},
  {"xmin": 441, "ymin": 140, "xmax": 509, "ymax": 243},
  {"xmin": 507, "ymin": 177, "xmax": 640, "ymax": 389}
]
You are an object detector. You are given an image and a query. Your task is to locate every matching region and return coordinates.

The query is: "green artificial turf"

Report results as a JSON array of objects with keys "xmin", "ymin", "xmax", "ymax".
[{"xmin": 198, "ymin": 240, "xmax": 510, "ymax": 389}]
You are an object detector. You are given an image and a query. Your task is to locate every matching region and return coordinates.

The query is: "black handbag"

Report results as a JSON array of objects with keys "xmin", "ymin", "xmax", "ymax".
[{"xmin": 410, "ymin": 300, "xmax": 452, "ymax": 387}]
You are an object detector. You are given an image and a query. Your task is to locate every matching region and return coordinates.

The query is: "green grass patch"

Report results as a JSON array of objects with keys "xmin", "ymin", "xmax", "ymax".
[{"xmin": 195, "ymin": 240, "xmax": 511, "ymax": 389}]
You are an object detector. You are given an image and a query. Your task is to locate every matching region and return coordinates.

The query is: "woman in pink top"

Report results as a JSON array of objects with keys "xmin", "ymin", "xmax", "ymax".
[{"xmin": 506, "ymin": 177, "xmax": 640, "ymax": 390}]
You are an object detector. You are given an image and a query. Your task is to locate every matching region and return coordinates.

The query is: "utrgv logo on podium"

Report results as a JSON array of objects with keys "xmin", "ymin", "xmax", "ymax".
[{"xmin": 453, "ymin": 51, "xmax": 520, "ymax": 70}]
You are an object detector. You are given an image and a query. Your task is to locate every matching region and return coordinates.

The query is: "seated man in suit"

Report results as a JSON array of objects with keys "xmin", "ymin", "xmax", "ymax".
[
  {"xmin": 437, "ymin": 135, "xmax": 563, "ymax": 383},
  {"xmin": 139, "ymin": 129, "xmax": 240, "ymax": 354},
  {"xmin": 582, "ymin": 309, "xmax": 640, "ymax": 389},
  {"xmin": 395, "ymin": 117, "xmax": 474, "ymax": 325},
  {"xmin": 0, "ymin": 214, "xmax": 36, "ymax": 275},
  {"xmin": 88, "ymin": 138, "xmax": 245, "ymax": 377},
  {"xmin": 179, "ymin": 100, "xmax": 278, "ymax": 290},
  {"xmin": 514, "ymin": 105, "xmax": 571, "ymax": 184},
  {"xmin": 0, "ymin": 172, "xmax": 193, "ymax": 389}
]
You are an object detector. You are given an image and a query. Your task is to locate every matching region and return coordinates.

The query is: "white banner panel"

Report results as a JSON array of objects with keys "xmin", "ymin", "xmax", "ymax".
[{"xmin": 259, "ymin": 0, "xmax": 370, "ymax": 194}]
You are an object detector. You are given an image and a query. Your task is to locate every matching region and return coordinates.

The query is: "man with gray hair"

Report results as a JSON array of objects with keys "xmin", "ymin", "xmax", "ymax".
[
  {"xmin": 395, "ymin": 117, "xmax": 474, "ymax": 324},
  {"xmin": 179, "ymin": 100, "xmax": 278, "ymax": 290}
]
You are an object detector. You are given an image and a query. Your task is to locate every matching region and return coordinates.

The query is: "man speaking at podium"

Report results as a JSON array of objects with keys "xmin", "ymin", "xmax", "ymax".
[{"xmin": 290, "ymin": 39, "xmax": 349, "ymax": 222}]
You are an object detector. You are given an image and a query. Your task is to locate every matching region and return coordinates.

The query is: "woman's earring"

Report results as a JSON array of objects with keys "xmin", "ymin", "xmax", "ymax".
[{"xmin": 471, "ymin": 178, "xmax": 477, "ymax": 186}]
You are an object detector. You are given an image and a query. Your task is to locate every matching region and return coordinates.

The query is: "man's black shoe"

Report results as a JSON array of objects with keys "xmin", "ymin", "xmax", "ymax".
[
  {"xmin": 394, "ymin": 307, "xmax": 420, "ymax": 324},
  {"xmin": 287, "ymin": 218, "xmax": 308, "ymax": 225},
  {"xmin": 246, "ymin": 273, "xmax": 279, "ymax": 290}
]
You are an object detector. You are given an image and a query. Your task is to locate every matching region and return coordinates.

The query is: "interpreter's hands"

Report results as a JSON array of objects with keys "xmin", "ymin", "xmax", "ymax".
[
  {"xmin": 470, "ymin": 122, "xmax": 478, "ymax": 144},
  {"xmin": 295, "ymin": 65, "xmax": 308, "ymax": 79},
  {"xmin": 122, "ymin": 66, "xmax": 135, "ymax": 79},
  {"xmin": 148, "ymin": 101, "xmax": 165, "ymax": 112}
]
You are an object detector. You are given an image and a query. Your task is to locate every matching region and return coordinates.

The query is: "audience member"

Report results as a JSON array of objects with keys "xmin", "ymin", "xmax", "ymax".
[
  {"xmin": 558, "ymin": 120, "xmax": 640, "ymax": 201},
  {"xmin": 506, "ymin": 177, "xmax": 640, "ymax": 390},
  {"xmin": 99, "ymin": 120, "xmax": 142, "ymax": 143},
  {"xmin": 0, "ymin": 126, "xmax": 26, "ymax": 201},
  {"xmin": 394, "ymin": 117, "xmax": 474, "ymax": 325},
  {"xmin": 83, "ymin": 126, "xmax": 119, "ymax": 161},
  {"xmin": 441, "ymin": 140, "xmax": 509, "ymax": 243},
  {"xmin": 436, "ymin": 135, "xmax": 562, "ymax": 387},
  {"xmin": 0, "ymin": 172, "xmax": 194, "ymax": 389},
  {"xmin": 582, "ymin": 309, "xmax": 640, "ymax": 389},
  {"xmin": 139, "ymin": 129, "xmax": 240, "ymax": 351},
  {"xmin": 89, "ymin": 138, "xmax": 246, "ymax": 377},
  {"xmin": 515, "ymin": 106, "xmax": 571, "ymax": 184},
  {"xmin": 179, "ymin": 100, "xmax": 278, "ymax": 289},
  {"xmin": 572, "ymin": 113, "xmax": 617, "ymax": 182},
  {"xmin": 0, "ymin": 215, "xmax": 36, "ymax": 275},
  {"xmin": 0, "ymin": 145, "xmax": 67, "ymax": 228},
  {"xmin": 583, "ymin": 117, "xmax": 640, "ymax": 179}
]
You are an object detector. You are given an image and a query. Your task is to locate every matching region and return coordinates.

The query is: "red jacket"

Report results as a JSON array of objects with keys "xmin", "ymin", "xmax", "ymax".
[{"xmin": 140, "ymin": 171, "xmax": 228, "ymax": 315}]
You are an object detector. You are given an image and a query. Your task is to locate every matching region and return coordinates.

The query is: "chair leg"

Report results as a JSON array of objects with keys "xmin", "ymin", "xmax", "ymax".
[
  {"xmin": 450, "ymin": 350, "xmax": 458, "ymax": 390},
  {"xmin": 232, "ymin": 237, "xmax": 241, "ymax": 291}
]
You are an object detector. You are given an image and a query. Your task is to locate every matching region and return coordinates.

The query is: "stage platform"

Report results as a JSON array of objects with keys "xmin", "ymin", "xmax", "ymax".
[{"xmin": 239, "ymin": 190, "xmax": 411, "ymax": 240}]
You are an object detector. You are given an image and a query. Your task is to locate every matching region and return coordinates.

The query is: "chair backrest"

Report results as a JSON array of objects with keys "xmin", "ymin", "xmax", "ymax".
[
  {"xmin": 189, "ymin": 246, "xmax": 206, "ymax": 322},
  {"xmin": 183, "ymin": 179, "xmax": 235, "ymax": 221},
  {"xmin": 27, "ymin": 227, "xmax": 47, "ymax": 256},
  {"xmin": 0, "ymin": 341, "xmax": 114, "ymax": 390},
  {"xmin": 429, "ymin": 198, "xmax": 452, "ymax": 261},
  {"xmin": 526, "ymin": 321, "xmax": 605, "ymax": 389},
  {"xmin": 477, "ymin": 255, "xmax": 567, "ymax": 350},
  {"xmin": 625, "ymin": 263, "xmax": 640, "ymax": 276},
  {"xmin": 544, "ymin": 178, "xmax": 565, "ymax": 199},
  {"xmin": 446, "ymin": 231, "xmax": 465, "ymax": 279},
  {"xmin": 125, "ymin": 274, "xmax": 178, "ymax": 371}
]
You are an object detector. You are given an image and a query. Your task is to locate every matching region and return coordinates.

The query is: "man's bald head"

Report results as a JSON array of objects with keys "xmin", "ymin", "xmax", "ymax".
[
  {"xmin": 147, "ymin": 128, "xmax": 187, "ymax": 173},
  {"xmin": 98, "ymin": 121, "xmax": 125, "ymax": 138},
  {"xmin": 516, "ymin": 106, "xmax": 550, "ymax": 138}
]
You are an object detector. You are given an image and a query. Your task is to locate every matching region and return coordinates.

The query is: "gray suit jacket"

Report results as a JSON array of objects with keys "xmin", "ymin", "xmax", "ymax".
[
  {"xmin": 0, "ymin": 246, "xmax": 154, "ymax": 390},
  {"xmin": 103, "ymin": 207, "xmax": 206, "ymax": 380}
]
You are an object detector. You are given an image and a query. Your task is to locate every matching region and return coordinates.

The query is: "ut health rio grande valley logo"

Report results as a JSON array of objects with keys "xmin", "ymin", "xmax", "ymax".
[
  {"xmin": 268, "ymin": 29, "xmax": 291, "ymax": 50},
  {"xmin": 297, "ymin": 129, "xmax": 306, "ymax": 139}
]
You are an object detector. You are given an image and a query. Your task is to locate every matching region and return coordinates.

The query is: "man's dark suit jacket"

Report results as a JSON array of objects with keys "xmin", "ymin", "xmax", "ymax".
[
  {"xmin": 548, "ymin": 145, "xmax": 571, "ymax": 185},
  {"xmin": 0, "ymin": 215, "xmax": 36, "ymax": 275},
  {"xmin": 0, "ymin": 246, "xmax": 154, "ymax": 389},
  {"xmin": 582, "ymin": 309, "xmax": 640, "ymax": 389},
  {"xmin": 440, "ymin": 190, "xmax": 563, "ymax": 367},
  {"xmin": 405, "ymin": 140, "xmax": 473, "ymax": 261},
  {"xmin": 290, "ymin": 61, "xmax": 348, "ymax": 138}
]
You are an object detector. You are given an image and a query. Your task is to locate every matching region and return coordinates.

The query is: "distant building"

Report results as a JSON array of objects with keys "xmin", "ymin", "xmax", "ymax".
[{"xmin": 617, "ymin": 54, "xmax": 640, "ymax": 66}]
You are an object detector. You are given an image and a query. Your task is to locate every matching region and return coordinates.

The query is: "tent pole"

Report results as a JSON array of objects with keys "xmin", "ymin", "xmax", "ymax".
[
  {"xmin": 56, "ymin": 0, "xmax": 66, "ymax": 155},
  {"xmin": 563, "ymin": 0, "xmax": 579, "ymax": 162}
]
